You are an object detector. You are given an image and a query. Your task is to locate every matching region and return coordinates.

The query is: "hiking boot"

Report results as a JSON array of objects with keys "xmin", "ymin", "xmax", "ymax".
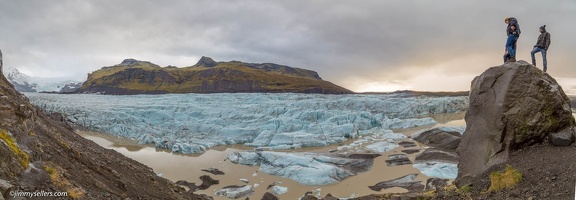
[{"xmin": 507, "ymin": 57, "xmax": 516, "ymax": 62}]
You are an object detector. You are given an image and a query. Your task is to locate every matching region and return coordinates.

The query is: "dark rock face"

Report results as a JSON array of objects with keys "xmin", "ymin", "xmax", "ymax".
[
  {"xmin": 368, "ymin": 174, "xmax": 424, "ymax": 192},
  {"xmin": 548, "ymin": 127, "xmax": 575, "ymax": 146},
  {"xmin": 401, "ymin": 149, "xmax": 420, "ymax": 154},
  {"xmin": 385, "ymin": 154, "xmax": 412, "ymax": 166},
  {"xmin": 300, "ymin": 192, "xmax": 318, "ymax": 200},
  {"xmin": 198, "ymin": 175, "xmax": 219, "ymax": 190},
  {"xmin": 195, "ymin": 56, "xmax": 219, "ymax": 68},
  {"xmin": 455, "ymin": 61, "xmax": 575, "ymax": 187},
  {"xmin": 59, "ymin": 82, "xmax": 83, "ymax": 93},
  {"xmin": 424, "ymin": 178, "xmax": 449, "ymax": 190},
  {"xmin": 398, "ymin": 141, "xmax": 417, "ymax": 148},
  {"xmin": 214, "ymin": 185, "xmax": 254, "ymax": 199},
  {"xmin": 0, "ymin": 179, "xmax": 13, "ymax": 200},
  {"xmin": 415, "ymin": 148, "xmax": 458, "ymax": 163},
  {"xmin": 119, "ymin": 58, "xmax": 154, "ymax": 66},
  {"xmin": 412, "ymin": 127, "xmax": 462, "ymax": 149},
  {"xmin": 261, "ymin": 192, "xmax": 279, "ymax": 200},
  {"xmin": 9, "ymin": 82, "xmax": 36, "ymax": 93},
  {"xmin": 323, "ymin": 193, "xmax": 339, "ymax": 200},
  {"xmin": 201, "ymin": 167, "xmax": 225, "ymax": 175}
]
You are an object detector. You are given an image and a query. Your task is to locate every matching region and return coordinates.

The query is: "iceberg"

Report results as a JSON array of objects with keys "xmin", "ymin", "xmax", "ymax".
[
  {"xmin": 26, "ymin": 93, "xmax": 468, "ymax": 154},
  {"xmin": 365, "ymin": 142, "xmax": 399, "ymax": 153},
  {"xmin": 271, "ymin": 185, "xmax": 288, "ymax": 195},
  {"xmin": 227, "ymin": 151, "xmax": 380, "ymax": 185},
  {"xmin": 214, "ymin": 185, "xmax": 254, "ymax": 199},
  {"xmin": 412, "ymin": 148, "xmax": 459, "ymax": 179},
  {"xmin": 413, "ymin": 162, "xmax": 458, "ymax": 179}
]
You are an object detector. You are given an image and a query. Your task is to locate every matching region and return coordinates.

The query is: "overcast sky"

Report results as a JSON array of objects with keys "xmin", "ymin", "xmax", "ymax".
[{"xmin": 1, "ymin": 0, "xmax": 575, "ymax": 93}]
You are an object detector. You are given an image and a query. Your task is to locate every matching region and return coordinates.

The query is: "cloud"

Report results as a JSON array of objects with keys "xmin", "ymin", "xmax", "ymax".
[{"xmin": 1, "ymin": 0, "xmax": 575, "ymax": 91}]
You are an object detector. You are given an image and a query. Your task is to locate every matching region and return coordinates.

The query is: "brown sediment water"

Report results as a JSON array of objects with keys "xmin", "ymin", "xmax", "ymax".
[{"xmin": 78, "ymin": 112, "xmax": 466, "ymax": 200}]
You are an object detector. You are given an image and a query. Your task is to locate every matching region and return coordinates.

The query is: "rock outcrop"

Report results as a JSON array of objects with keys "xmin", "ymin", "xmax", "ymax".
[
  {"xmin": 412, "ymin": 127, "xmax": 464, "ymax": 149},
  {"xmin": 214, "ymin": 185, "xmax": 254, "ymax": 199},
  {"xmin": 194, "ymin": 56, "xmax": 218, "ymax": 68},
  {"xmin": 368, "ymin": 174, "xmax": 424, "ymax": 192},
  {"xmin": 455, "ymin": 61, "xmax": 575, "ymax": 187},
  {"xmin": 77, "ymin": 57, "xmax": 352, "ymax": 94},
  {"xmin": 0, "ymin": 50, "xmax": 209, "ymax": 199}
]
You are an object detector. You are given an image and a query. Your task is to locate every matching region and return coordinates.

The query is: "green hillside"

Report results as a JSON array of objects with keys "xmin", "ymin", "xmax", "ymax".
[{"xmin": 78, "ymin": 57, "xmax": 353, "ymax": 94}]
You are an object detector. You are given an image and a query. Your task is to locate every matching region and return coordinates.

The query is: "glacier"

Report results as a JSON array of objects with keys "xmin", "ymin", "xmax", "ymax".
[
  {"xmin": 26, "ymin": 93, "xmax": 468, "ymax": 154},
  {"xmin": 227, "ymin": 151, "xmax": 380, "ymax": 185}
]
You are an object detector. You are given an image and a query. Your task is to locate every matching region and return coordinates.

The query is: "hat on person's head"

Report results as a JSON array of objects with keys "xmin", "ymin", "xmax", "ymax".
[
  {"xmin": 540, "ymin": 25, "xmax": 546, "ymax": 31},
  {"xmin": 504, "ymin": 17, "xmax": 510, "ymax": 22}
]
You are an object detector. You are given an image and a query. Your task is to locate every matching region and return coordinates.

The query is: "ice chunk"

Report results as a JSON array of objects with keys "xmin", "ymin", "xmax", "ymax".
[
  {"xmin": 412, "ymin": 162, "xmax": 458, "ymax": 179},
  {"xmin": 385, "ymin": 117, "xmax": 437, "ymax": 129},
  {"xmin": 214, "ymin": 185, "xmax": 254, "ymax": 199},
  {"xmin": 271, "ymin": 185, "xmax": 288, "ymax": 195},
  {"xmin": 228, "ymin": 151, "xmax": 379, "ymax": 185},
  {"xmin": 365, "ymin": 142, "xmax": 399, "ymax": 153}
]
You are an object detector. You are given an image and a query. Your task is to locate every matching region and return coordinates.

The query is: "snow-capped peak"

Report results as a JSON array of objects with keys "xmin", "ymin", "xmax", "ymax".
[{"xmin": 4, "ymin": 67, "xmax": 30, "ymax": 85}]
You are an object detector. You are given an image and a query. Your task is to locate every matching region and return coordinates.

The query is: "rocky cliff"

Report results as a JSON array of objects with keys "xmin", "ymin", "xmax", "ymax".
[
  {"xmin": 455, "ymin": 60, "xmax": 575, "ymax": 187},
  {"xmin": 0, "ymin": 50, "xmax": 209, "ymax": 199},
  {"xmin": 77, "ymin": 57, "xmax": 352, "ymax": 94}
]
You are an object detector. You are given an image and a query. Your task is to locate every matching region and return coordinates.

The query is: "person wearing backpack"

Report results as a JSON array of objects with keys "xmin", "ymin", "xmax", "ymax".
[
  {"xmin": 531, "ymin": 25, "xmax": 551, "ymax": 72},
  {"xmin": 504, "ymin": 17, "xmax": 521, "ymax": 62}
]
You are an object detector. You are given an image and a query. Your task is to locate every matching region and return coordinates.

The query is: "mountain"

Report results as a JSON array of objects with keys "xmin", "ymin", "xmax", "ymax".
[
  {"xmin": 0, "ymin": 50, "xmax": 210, "ymax": 199},
  {"xmin": 3, "ymin": 67, "xmax": 84, "ymax": 93},
  {"xmin": 77, "ymin": 57, "xmax": 353, "ymax": 94},
  {"xmin": 4, "ymin": 67, "xmax": 37, "ymax": 92}
]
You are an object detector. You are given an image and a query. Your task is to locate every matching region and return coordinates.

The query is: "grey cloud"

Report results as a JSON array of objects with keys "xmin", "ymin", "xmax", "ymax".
[{"xmin": 1, "ymin": 0, "xmax": 575, "ymax": 91}]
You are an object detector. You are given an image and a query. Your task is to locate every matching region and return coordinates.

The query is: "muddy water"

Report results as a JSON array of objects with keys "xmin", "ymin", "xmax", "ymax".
[{"xmin": 78, "ymin": 113, "xmax": 466, "ymax": 200}]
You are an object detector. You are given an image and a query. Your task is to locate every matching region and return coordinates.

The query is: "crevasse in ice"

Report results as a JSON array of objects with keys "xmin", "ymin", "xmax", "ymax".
[{"xmin": 27, "ymin": 93, "xmax": 468, "ymax": 154}]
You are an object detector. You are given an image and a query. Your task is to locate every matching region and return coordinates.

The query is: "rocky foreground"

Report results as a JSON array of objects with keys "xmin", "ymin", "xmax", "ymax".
[
  {"xmin": 0, "ymin": 51, "xmax": 210, "ymax": 199},
  {"xmin": 353, "ymin": 60, "xmax": 576, "ymax": 200}
]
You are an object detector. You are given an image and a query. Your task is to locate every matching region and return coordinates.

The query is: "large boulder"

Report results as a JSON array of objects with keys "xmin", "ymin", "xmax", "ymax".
[
  {"xmin": 455, "ymin": 61, "xmax": 575, "ymax": 187},
  {"xmin": 412, "ymin": 127, "xmax": 464, "ymax": 149}
]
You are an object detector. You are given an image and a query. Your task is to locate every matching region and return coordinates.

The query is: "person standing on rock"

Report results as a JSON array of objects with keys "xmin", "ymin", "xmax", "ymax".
[
  {"xmin": 504, "ymin": 17, "xmax": 521, "ymax": 62},
  {"xmin": 531, "ymin": 25, "xmax": 551, "ymax": 72}
]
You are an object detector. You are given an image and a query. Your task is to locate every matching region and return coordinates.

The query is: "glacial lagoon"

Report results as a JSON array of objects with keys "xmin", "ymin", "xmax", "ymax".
[{"xmin": 27, "ymin": 93, "xmax": 467, "ymax": 199}]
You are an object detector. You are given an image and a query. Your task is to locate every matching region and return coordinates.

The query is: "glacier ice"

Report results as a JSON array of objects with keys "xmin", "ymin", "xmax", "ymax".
[
  {"xmin": 412, "ymin": 162, "xmax": 458, "ymax": 179},
  {"xmin": 271, "ymin": 185, "xmax": 288, "ymax": 195},
  {"xmin": 227, "ymin": 151, "xmax": 380, "ymax": 185},
  {"xmin": 412, "ymin": 148, "xmax": 459, "ymax": 179},
  {"xmin": 214, "ymin": 185, "xmax": 254, "ymax": 199},
  {"xmin": 26, "ymin": 93, "xmax": 468, "ymax": 154},
  {"xmin": 365, "ymin": 142, "xmax": 399, "ymax": 153}
]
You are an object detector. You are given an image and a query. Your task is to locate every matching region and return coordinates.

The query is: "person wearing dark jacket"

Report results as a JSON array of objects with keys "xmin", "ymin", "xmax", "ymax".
[
  {"xmin": 531, "ymin": 25, "xmax": 551, "ymax": 72},
  {"xmin": 504, "ymin": 17, "xmax": 521, "ymax": 62}
]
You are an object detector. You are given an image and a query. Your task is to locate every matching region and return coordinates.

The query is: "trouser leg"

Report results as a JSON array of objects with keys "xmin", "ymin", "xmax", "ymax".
[{"xmin": 542, "ymin": 49, "xmax": 547, "ymax": 72}]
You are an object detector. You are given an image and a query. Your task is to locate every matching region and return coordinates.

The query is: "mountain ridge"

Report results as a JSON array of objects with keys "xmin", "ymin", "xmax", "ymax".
[
  {"xmin": 78, "ymin": 57, "xmax": 352, "ymax": 94},
  {"xmin": 3, "ymin": 67, "xmax": 84, "ymax": 93}
]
